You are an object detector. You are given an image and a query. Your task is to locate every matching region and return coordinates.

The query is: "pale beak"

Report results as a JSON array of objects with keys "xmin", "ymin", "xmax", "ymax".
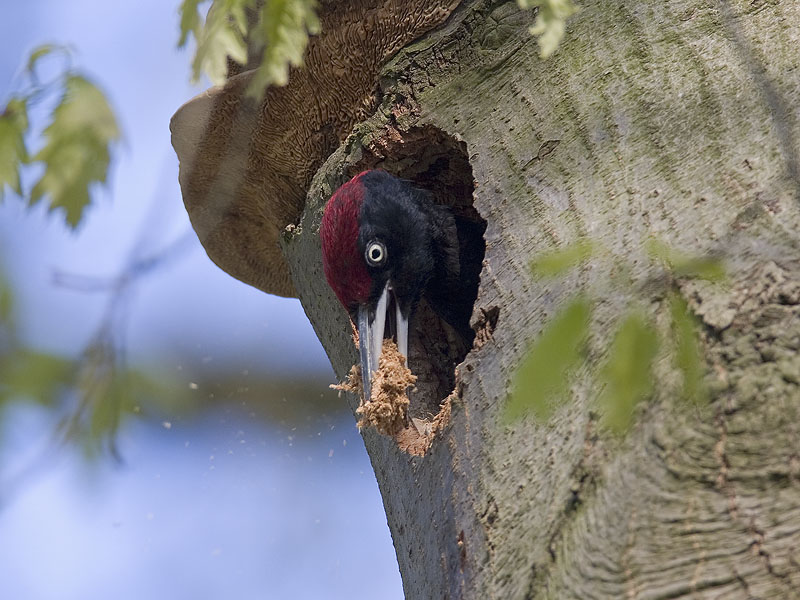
[{"xmin": 357, "ymin": 282, "xmax": 409, "ymax": 402}]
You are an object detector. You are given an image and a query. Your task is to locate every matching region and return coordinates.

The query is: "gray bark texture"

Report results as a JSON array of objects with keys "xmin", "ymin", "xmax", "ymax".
[
  {"xmin": 281, "ymin": 0, "xmax": 800, "ymax": 598},
  {"xmin": 171, "ymin": 0, "xmax": 800, "ymax": 597}
]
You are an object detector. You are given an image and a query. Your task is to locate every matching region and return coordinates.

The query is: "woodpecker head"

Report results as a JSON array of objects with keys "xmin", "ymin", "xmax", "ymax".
[{"xmin": 320, "ymin": 170, "xmax": 439, "ymax": 401}]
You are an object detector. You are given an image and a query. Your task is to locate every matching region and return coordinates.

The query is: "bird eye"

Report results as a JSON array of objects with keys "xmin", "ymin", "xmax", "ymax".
[{"xmin": 365, "ymin": 240, "xmax": 387, "ymax": 266}]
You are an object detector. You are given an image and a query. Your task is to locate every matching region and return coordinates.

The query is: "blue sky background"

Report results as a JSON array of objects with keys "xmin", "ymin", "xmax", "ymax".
[{"xmin": 0, "ymin": 2, "xmax": 402, "ymax": 599}]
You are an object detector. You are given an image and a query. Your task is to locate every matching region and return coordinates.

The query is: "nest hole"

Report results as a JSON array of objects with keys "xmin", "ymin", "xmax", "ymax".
[{"xmin": 351, "ymin": 125, "xmax": 487, "ymax": 432}]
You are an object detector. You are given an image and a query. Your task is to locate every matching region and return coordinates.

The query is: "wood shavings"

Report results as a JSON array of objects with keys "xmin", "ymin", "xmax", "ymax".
[
  {"xmin": 394, "ymin": 394, "xmax": 453, "ymax": 456},
  {"xmin": 331, "ymin": 340, "xmax": 454, "ymax": 456},
  {"xmin": 356, "ymin": 340, "xmax": 415, "ymax": 436}
]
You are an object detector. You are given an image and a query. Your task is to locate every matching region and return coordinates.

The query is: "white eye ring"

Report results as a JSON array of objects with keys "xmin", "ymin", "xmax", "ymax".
[{"xmin": 365, "ymin": 240, "xmax": 387, "ymax": 266}]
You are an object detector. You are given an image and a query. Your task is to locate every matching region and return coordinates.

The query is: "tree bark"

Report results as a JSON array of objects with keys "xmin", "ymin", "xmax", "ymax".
[{"xmin": 280, "ymin": 0, "xmax": 800, "ymax": 597}]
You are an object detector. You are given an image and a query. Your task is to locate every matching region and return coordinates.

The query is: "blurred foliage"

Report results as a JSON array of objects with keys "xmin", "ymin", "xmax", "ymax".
[
  {"xmin": 178, "ymin": 0, "xmax": 320, "ymax": 97},
  {"xmin": 181, "ymin": 370, "xmax": 346, "ymax": 430},
  {"xmin": 0, "ymin": 47, "xmax": 126, "ymax": 456},
  {"xmin": 181, "ymin": 0, "xmax": 248, "ymax": 85},
  {"xmin": 30, "ymin": 74, "xmax": 119, "ymax": 228},
  {"xmin": 508, "ymin": 239, "xmax": 724, "ymax": 433},
  {"xmin": 531, "ymin": 239, "xmax": 594, "ymax": 278},
  {"xmin": 0, "ymin": 349, "xmax": 72, "ymax": 407},
  {"xmin": 646, "ymin": 238, "xmax": 726, "ymax": 282},
  {"xmin": 0, "ymin": 291, "xmax": 160, "ymax": 458},
  {"xmin": 597, "ymin": 313, "xmax": 659, "ymax": 434},
  {"xmin": 669, "ymin": 292, "xmax": 708, "ymax": 404},
  {"xmin": 0, "ymin": 270, "xmax": 14, "ymax": 339},
  {"xmin": 0, "ymin": 99, "xmax": 29, "ymax": 197},
  {"xmin": 508, "ymin": 296, "xmax": 590, "ymax": 422},
  {"xmin": 0, "ymin": 273, "xmax": 345, "ymax": 462},
  {"xmin": 0, "ymin": 46, "xmax": 120, "ymax": 229},
  {"xmin": 517, "ymin": 0, "xmax": 579, "ymax": 58},
  {"xmin": 246, "ymin": 0, "xmax": 320, "ymax": 95},
  {"xmin": 0, "ymin": 23, "xmax": 342, "ymax": 472}
]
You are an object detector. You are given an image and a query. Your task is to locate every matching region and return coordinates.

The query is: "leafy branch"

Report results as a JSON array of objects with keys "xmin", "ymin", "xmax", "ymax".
[
  {"xmin": 508, "ymin": 239, "xmax": 722, "ymax": 433},
  {"xmin": 506, "ymin": 295, "xmax": 590, "ymax": 422},
  {"xmin": 178, "ymin": 0, "xmax": 320, "ymax": 97},
  {"xmin": 0, "ymin": 46, "xmax": 120, "ymax": 229}
]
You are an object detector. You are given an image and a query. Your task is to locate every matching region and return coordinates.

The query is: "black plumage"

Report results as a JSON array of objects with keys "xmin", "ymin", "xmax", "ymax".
[{"xmin": 356, "ymin": 170, "xmax": 484, "ymax": 346}]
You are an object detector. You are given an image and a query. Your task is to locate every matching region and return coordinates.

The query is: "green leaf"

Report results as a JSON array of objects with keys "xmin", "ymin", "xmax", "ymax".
[
  {"xmin": 531, "ymin": 240, "xmax": 594, "ymax": 278},
  {"xmin": 178, "ymin": 0, "xmax": 206, "ymax": 47},
  {"xmin": 189, "ymin": 0, "xmax": 249, "ymax": 84},
  {"xmin": 598, "ymin": 312, "xmax": 659, "ymax": 434},
  {"xmin": 672, "ymin": 258, "xmax": 726, "ymax": 282},
  {"xmin": 0, "ymin": 269, "xmax": 13, "ymax": 326},
  {"xmin": 180, "ymin": 0, "xmax": 320, "ymax": 94},
  {"xmin": 646, "ymin": 238, "xmax": 726, "ymax": 282},
  {"xmin": 0, "ymin": 349, "xmax": 73, "ymax": 405},
  {"xmin": 0, "ymin": 98, "xmax": 29, "ymax": 198},
  {"xmin": 507, "ymin": 296, "xmax": 591, "ymax": 422},
  {"xmin": 29, "ymin": 75, "xmax": 120, "ymax": 228},
  {"xmin": 26, "ymin": 44, "xmax": 57, "ymax": 72},
  {"xmin": 517, "ymin": 0, "xmax": 579, "ymax": 58},
  {"xmin": 85, "ymin": 369, "xmax": 154, "ymax": 444},
  {"xmin": 670, "ymin": 293, "xmax": 707, "ymax": 404},
  {"xmin": 644, "ymin": 238, "xmax": 674, "ymax": 263},
  {"xmin": 246, "ymin": 0, "xmax": 320, "ymax": 97}
]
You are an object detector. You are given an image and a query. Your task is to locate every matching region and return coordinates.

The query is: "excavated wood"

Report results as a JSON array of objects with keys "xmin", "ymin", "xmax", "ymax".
[
  {"xmin": 283, "ymin": 0, "xmax": 800, "ymax": 598},
  {"xmin": 170, "ymin": 0, "xmax": 461, "ymax": 297}
]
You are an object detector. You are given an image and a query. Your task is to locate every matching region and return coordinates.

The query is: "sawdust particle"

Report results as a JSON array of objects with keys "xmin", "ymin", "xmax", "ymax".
[{"xmin": 331, "ymin": 364, "xmax": 361, "ymax": 396}]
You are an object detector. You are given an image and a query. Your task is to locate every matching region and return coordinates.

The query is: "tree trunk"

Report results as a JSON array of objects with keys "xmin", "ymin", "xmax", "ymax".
[{"xmin": 281, "ymin": 0, "xmax": 800, "ymax": 597}]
